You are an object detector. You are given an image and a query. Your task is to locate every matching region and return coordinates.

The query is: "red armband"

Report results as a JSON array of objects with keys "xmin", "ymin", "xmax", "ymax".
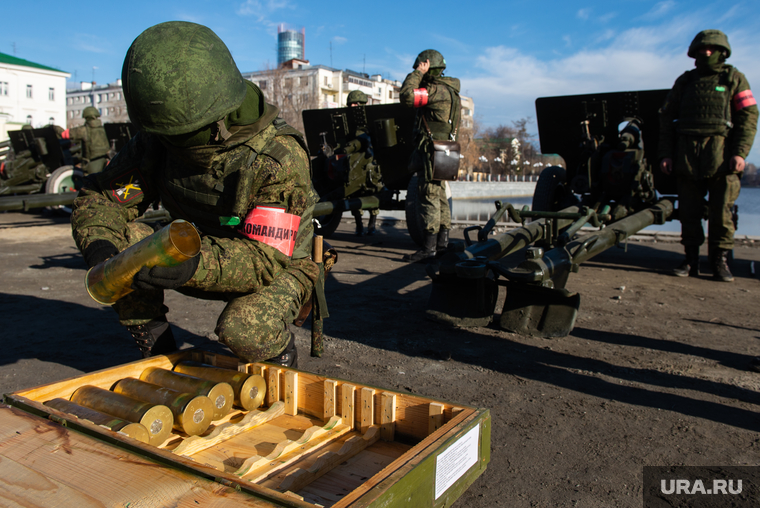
[
  {"xmin": 733, "ymin": 89, "xmax": 757, "ymax": 110},
  {"xmin": 413, "ymin": 88, "xmax": 429, "ymax": 108},
  {"xmin": 239, "ymin": 206, "xmax": 301, "ymax": 257},
  {"xmin": 61, "ymin": 129, "xmax": 70, "ymax": 139}
]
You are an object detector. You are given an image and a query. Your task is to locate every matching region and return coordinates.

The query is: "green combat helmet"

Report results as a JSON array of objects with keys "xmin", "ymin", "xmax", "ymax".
[
  {"xmin": 346, "ymin": 90, "xmax": 368, "ymax": 106},
  {"xmin": 82, "ymin": 106, "xmax": 100, "ymax": 120},
  {"xmin": 121, "ymin": 21, "xmax": 247, "ymax": 136},
  {"xmin": 688, "ymin": 29, "xmax": 731, "ymax": 58},
  {"xmin": 413, "ymin": 49, "xmax": 446, "ymax": 70}
]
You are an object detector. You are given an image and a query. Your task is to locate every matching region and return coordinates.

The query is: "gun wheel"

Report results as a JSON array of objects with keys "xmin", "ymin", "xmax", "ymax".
[
  {"xmin": 45, "ymin": 165, "xmax": 83, "ymax": 214},
  {"xmin": 404, "ymin": 173, "xmax": 425, "ymax": 247}
]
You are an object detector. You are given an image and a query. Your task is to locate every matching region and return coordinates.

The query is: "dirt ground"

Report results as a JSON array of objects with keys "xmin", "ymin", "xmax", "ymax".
[{"xmin": 1, "ymin": 210, "xmax": 759, "ymax": 507}]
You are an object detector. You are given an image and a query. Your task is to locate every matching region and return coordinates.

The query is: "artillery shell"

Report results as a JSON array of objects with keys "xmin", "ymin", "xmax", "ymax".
[
  {"xmin": 173, "ymin": 361, "xmax": 266, "ymax": 410},
  {"xmin": 140, "ymin": 367, "xmax": 233, "ymax": 421},
  {"xmin": 85, "ymin": 219, "xmax": 201, "ymax": 305},
  {"xmin": 70, "ymin": 385, "xmax": 173, "ymax": 446},
  {"xmin": 44, "ymin": 398, "xmax": 151, "ymax": 444},
  {"xmin": 113, "ymin": 377, "xmax": 214, "ymax": 436}
]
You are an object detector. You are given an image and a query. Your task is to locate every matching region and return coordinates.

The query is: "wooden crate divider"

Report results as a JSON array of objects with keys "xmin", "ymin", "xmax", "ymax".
[
  {"xmin": 323, "ymin": 379, "xmax": 337, "ymax": 424},
  {"xmin": 267, "ymin": 367, "xmax": 281, "ymax": 406},
  {"xmin": 428, "ymin": 402, "xmax": 444, "ymax": 435},
  {"xmin": 278, "ymin": 425, "xmax": 381, "ymax": 493},
  {"xmin": 285, "ymin": 371, "xmax": 298, "ymax": 416},
  {"xmin": 341, "ymin": 383, "xmax": 356, "ymax": 431},
  {"xmin": 360, "ymin": 387, "xmax": 375, "ymax": 435},
  {"xmin": 380, "ymin": 392, "xmax": 396, "ymax": 442},
  {"xmin": 173, "ymin": 402, "xmax": 285, "ymax": 457},
  {"xmin": 235, "ymin": 416, "xmax": 348, "ymax": 480}
]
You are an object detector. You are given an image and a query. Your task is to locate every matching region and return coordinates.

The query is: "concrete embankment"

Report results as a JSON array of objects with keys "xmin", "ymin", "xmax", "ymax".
[{"xmin": 449, "ymin": 181, "xmax": 536, "ymax": 199}]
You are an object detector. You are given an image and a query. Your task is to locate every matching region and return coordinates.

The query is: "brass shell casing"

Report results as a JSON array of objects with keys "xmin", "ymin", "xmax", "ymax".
[
  {"xmin": 85, "ymin": 220, "xmax": 201, "ymax": 305},
  {"xmin": 70, "ymin": 385, "xmax": 173, "ymax": 446},
  {"xmin": 44, "ymin": 398, "xmax": 150, "ymax": 444},
  {"xmin": 140, "ymin": 367, "xmax": 233, "ymax": 421},
  {"xmin": 173, "ymin": 361, "xmax": 266, "ymax": 410},
  {"xmin": 113, "ymin": 377, "xmax": 214, "ymax": 436}
]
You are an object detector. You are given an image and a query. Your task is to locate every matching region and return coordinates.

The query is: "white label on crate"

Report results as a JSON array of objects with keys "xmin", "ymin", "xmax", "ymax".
[{"xmin": 434, "ymin": 424, "xmax": 480, "ymax": 499}]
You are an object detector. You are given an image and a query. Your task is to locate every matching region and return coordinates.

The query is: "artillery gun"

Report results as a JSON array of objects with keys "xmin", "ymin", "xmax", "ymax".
[
  {"xmin": 303, "ymin": 103, "xmax": 433, "ymax": 242},
  {"xmin": 0, "ymin": 122, "xmax": 135, "ymax": 213},
  {"xmin": 426, "ymin": 89, "xmax": 677, "ymax": 337}
]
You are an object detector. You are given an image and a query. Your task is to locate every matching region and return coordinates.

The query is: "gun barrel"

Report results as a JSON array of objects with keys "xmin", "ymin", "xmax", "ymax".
[
  {"xmin": 85, "ymin": 220, "xmax": 201, "ymax": 305},
  {"xmin": 313, "ymin": 195, "xmax": 381, "ymax": 216}
]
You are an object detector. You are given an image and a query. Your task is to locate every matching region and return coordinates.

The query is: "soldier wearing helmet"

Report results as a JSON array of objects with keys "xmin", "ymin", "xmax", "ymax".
[
  {"xmin": 659, "ymin": 30, "xmax": 758, "ymax": 283},
  {"xmin": 346, "ymin": 90, "xmax": 368, "ymax": 107},
  {"xmin": 399, "ymin": 49, "xmax": 460, "ymax": 262},
  {"xmin": 62, "ymin": 106, "xmax": 111, "ymax": 174},
  {"xmin": 71, "ymin": 22, "xmax": 320, "ymax": 366},
  {"xmin": 343, "ymin": 90, "xmax": 380, "ymax": 235}
]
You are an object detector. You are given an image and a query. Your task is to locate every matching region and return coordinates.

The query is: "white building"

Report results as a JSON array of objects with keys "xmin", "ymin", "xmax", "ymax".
[
  {"xmin": 0, "ymin": 52, "xmax": 70, "ymax": 140},
  {"xmin": 66, "ymin": 80, "xmax": 130, "ymax": 128},
  {"xmin": 243, "ymin": 61, "xmax": 402, "ymax": 111}
]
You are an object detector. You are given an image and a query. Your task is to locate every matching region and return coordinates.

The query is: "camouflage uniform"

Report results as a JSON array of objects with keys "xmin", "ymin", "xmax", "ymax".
[
  {"xmin": 72, "ymin": 22, "xmax": 318, "ymax": 363},
  {"xmin": 659, "ymin": 30, "xmax": 758, "ymax": 280},
  {"xmin": 400, "ymin": 50, "xmax": 460, "ymax": 261},
  {"xmin": 64, "ymin": 107, "xmax": 111, "ymax": 174}
]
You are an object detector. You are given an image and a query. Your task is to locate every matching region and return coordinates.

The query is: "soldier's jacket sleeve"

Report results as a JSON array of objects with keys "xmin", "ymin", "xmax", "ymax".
[
  {"xmin": 68, "ymin": 125, "xmax": 88, "ymax": 142},
  {"xmin": 71, "ymin": 131, "xmax": 159, "ymax": 253},
  {"xmin": 399, "ymin": 70, "xmax": 455, "ymax": 124},
  {"xmin": 399, "ymin": 70, "xmax": 424, "ymax": 108},
  {"xmin": 186, "ymin": 134, "xmax": 319, "ymax": 294},
  {"xmin": 658, "ymin": 73, "xmax": 687, "ymax": 161},
  {"xmin": 729, "ymin": 70, "xmax": 758, "ymax": 159}
]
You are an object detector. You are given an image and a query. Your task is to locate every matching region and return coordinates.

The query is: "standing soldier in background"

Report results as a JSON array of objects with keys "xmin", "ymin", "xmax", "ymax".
[
  {"xmin": 71, "ymin": 22, "xmax": 319, "ymax": 367},
  {"xmin": 346, "ymin": 90, "xmax": 380, "ymax": 235},
  {"xmin": 400, "ymin": 49, "xmax": 460, "ymax": 262},
  {"xmin": 659, "ymin": 29, "xmax": 758, "ymax": 282},
  {"xmin": 62, "ymin": 106, "xmax": 111, "ymax": 174}
]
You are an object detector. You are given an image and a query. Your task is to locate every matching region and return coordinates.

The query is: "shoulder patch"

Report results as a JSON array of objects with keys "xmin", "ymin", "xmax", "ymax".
[{"xmin": 109, "ymin": 168, "xmax": 144, "ymax": 203}]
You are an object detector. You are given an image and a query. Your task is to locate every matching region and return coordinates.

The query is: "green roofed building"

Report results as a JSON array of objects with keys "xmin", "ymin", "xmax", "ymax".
[{"xmin": 0, "ymin": 52, "xmax": 70, "ymax": 140}]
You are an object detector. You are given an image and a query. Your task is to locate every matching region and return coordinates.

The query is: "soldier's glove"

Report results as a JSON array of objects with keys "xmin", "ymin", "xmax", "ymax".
[
  {"xmin": 83, "ymin": 240, "xmax": 119, "ymax": 268},
  {"xmin": 131, "ymin": 255, "xmax": 200, "ymax": 291}
]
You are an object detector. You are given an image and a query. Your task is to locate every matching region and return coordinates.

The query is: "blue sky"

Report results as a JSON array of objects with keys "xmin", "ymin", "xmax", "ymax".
[{"xmin": 3, "ymin": 1, "xmax": 760, "ymax": 163}]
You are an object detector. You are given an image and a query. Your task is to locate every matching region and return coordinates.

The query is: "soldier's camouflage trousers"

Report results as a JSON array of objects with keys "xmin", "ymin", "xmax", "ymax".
[
  {"xmin": 676, "ymin": 173, "xmax": 740, "ymax": 249},
  {"xmin": 418, "ymin": 178, "xmax": 451, "ymax": 235},
  {"xmin": 112, "ymin": 221, "xmax": 308, "ymax": 362}
]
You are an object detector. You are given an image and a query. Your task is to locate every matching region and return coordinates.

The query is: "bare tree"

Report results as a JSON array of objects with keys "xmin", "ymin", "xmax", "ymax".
[
  {"xmin": 257, "ymin": 65, "xmax": 318, "ymax": 134},
  {"xmin": 458, "ymin": 116, "xmax": 482, "ymax": 179}
]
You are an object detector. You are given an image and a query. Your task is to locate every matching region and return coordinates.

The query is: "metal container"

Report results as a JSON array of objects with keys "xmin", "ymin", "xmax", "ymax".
[
  {"xmin": 44, "ymin": 398, "xmax": 150, "ymax": 444},
  {"xmin": 140, "ymin": 367, "xmax": 233, "ymax": 421},
  {"xmin": 113, "ymin": 377, "xmax": 214, "ymax": 436},
  {"xmin": 85, "ymin": 220, "xmax": 201, "ymax": 305},
  {"xmin": 173, "ymin": 361, "xmax": 266, "ymax": 410},
  {"xmin": 70, "ymin": 385, "xmax": 173, "ymax": 446}
]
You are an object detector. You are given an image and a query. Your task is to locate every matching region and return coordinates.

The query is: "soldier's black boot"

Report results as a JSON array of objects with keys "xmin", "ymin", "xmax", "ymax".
[
  {"xmin": 366, "ymin": 214, "xmax": 377, "ymax": 236},
  {"xmin": 353, "ymin": 212, "xmax": 364, "ymax": 236},
  {"xmin": 403, "ymin": 233, "xmax": 437, "ymax": 263},
  {"xmin": 436, "ymin": 228, "xmax": 449, "ymax": 256},
  {"xmin": 673, "ymin": 246, "xmax": 700, "ymax": 277},
  {"xmin": 266, "ymin": 327, "xmax": 298, "ymax": 368},
  {"xmin": 126, "ymin": 316, "xmax": 178, "ymax": 358},
  {"xmin": 711, "ymin": 248, "xmax": 734, "ymax": 282}
]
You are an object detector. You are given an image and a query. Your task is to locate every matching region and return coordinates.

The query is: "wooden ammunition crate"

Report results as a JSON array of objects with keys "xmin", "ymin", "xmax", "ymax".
[{"xmin": 2, "ymin": 349, "xmax": 490, "ymax": 507}]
